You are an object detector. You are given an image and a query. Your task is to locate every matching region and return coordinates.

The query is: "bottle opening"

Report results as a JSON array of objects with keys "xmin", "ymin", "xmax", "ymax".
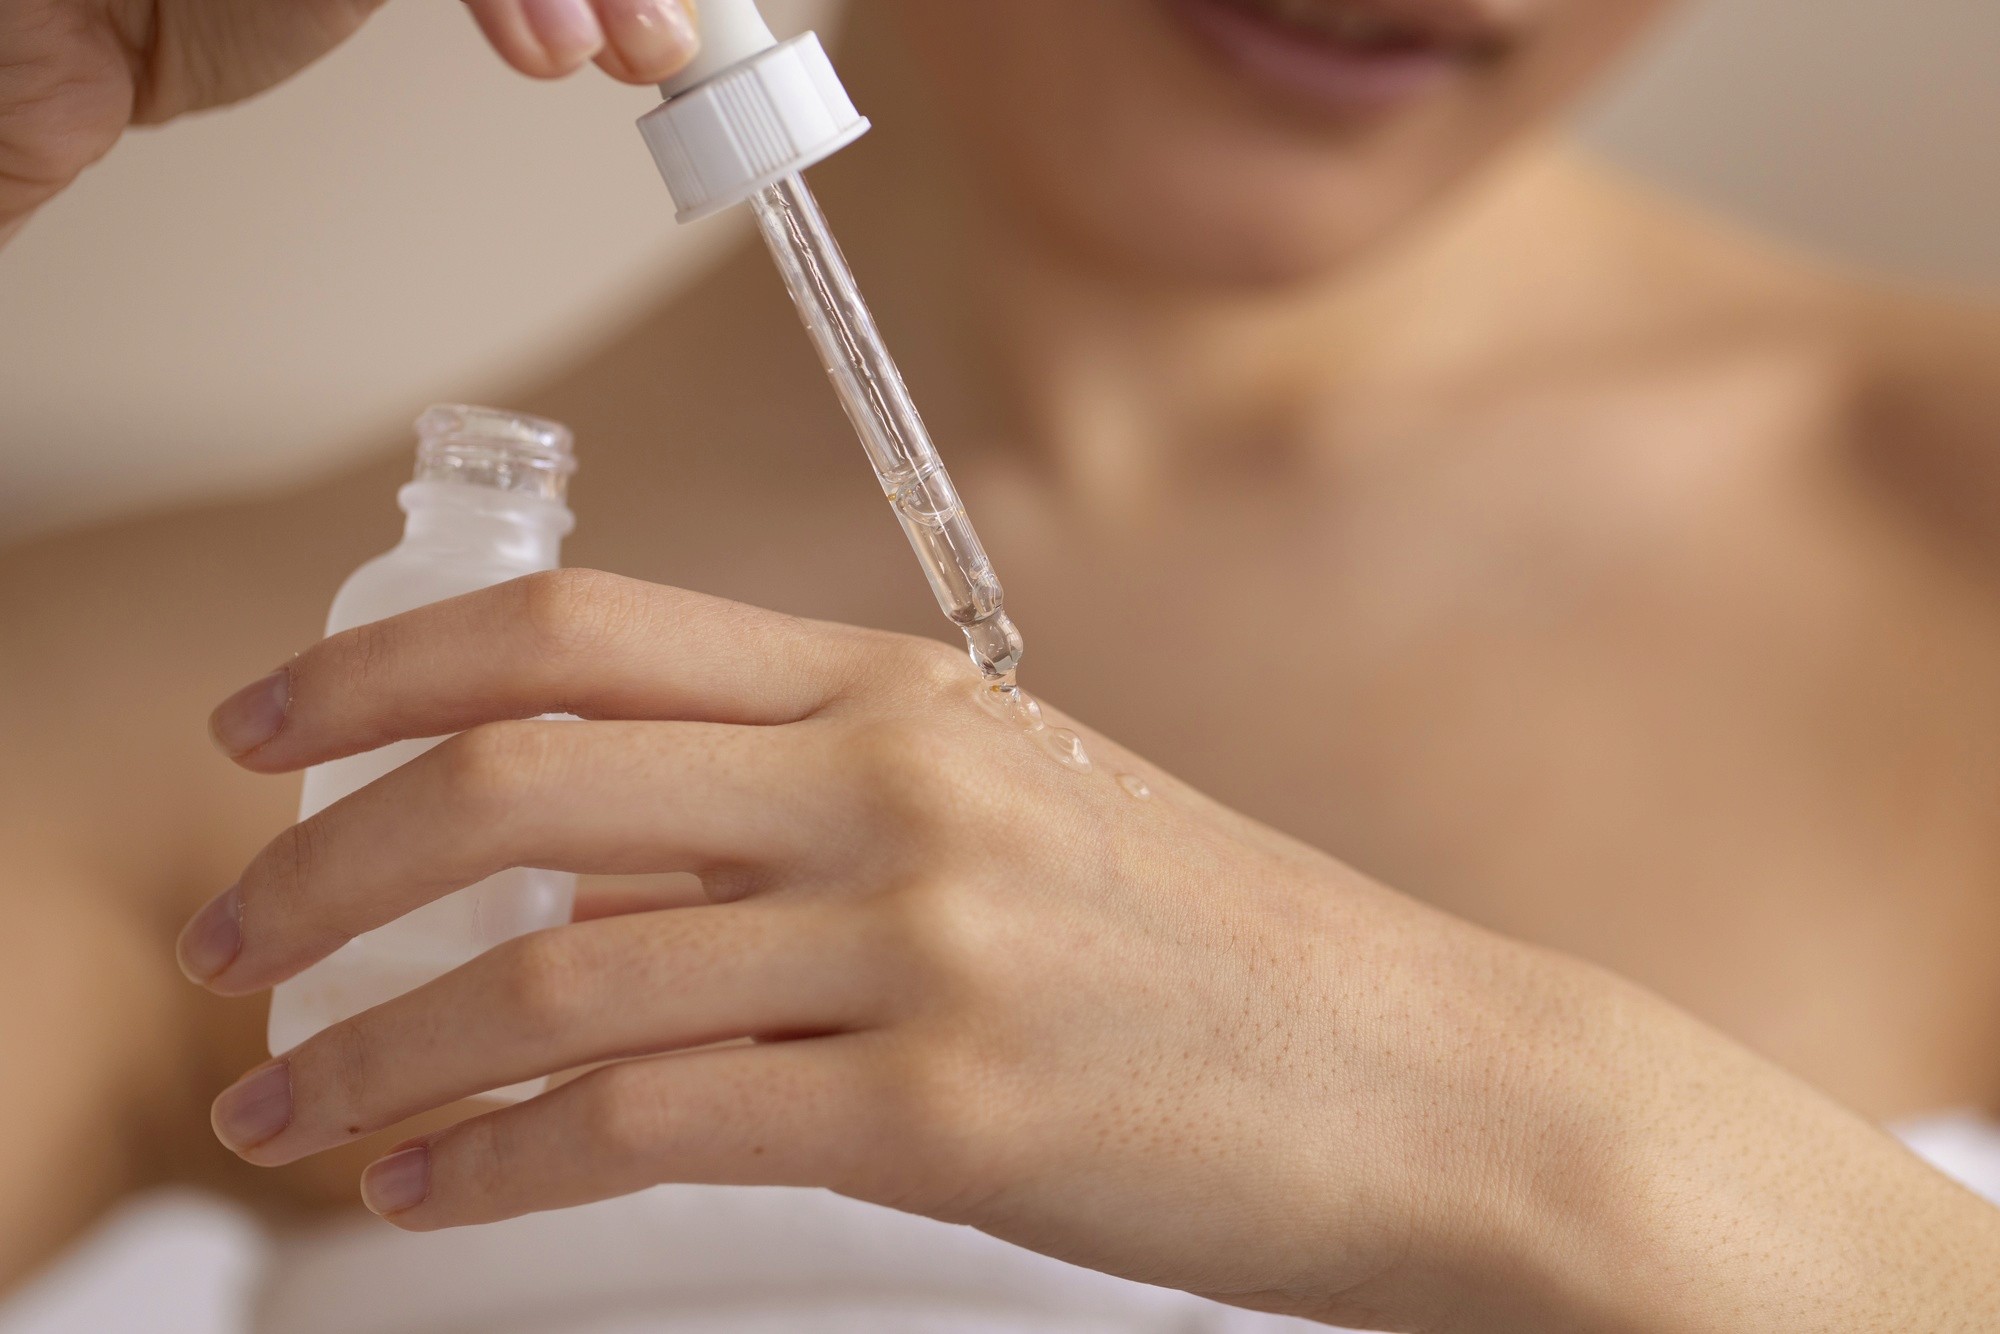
[{"xmin": 414, "ymin": 405, "xmax": 577, "ymax": 502}]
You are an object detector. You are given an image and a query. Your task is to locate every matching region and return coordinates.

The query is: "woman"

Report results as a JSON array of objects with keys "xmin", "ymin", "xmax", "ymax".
[{"xmin": 3, "ymin": 0, "xmax": 1999, "ymax": 1328}]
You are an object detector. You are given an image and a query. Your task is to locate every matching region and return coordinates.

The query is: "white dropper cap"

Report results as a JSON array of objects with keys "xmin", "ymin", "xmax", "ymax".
[{"xmin": 636, "ymin": 0, "xmax": 870, "ymax": 223}]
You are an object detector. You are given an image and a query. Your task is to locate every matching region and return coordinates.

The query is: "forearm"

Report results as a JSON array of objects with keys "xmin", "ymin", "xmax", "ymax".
[{"xmin": 1504, "ymin": 970, "xmax": 2000, "ymax": 1332}]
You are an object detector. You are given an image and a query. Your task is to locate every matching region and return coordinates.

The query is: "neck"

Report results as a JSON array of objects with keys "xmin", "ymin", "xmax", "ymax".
[{"xmin": 726, "ymin": 9, "xmax": 1628, "ymax": 511}]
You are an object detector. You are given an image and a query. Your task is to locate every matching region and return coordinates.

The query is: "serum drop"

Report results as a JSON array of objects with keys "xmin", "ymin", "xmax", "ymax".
[{"xmin": 265, "ymin": 406, "xmax": 580, "ymax": 1092}]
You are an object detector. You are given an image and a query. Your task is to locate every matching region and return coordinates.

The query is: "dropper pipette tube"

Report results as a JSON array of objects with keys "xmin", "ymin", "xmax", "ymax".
[{"xmin": 747, "ymin": 174, "xmax": 1025, "ymax": 682}]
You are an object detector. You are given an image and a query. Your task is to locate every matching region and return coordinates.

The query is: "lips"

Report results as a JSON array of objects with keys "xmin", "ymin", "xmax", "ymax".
[{"xmin": 1163, "ymin": 0, "xmax": 1508, "ymax": 114}]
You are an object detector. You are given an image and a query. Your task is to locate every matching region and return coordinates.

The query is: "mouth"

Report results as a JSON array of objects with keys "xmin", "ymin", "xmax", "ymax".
[{"xmin": 1161, "ymin": 0, "xmax": 1512, "ymax": 115}]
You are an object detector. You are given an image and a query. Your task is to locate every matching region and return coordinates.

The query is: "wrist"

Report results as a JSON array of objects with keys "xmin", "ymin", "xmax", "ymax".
[
  {"xmin": 1293, "ymin": 936, "xmax": 1692, "ymax": 1332},
  {"xmin": 1391, "ymin": 951, "xmax": 1699, "ymax": 1332},
  {"xmin": 1465, "ymin": 961, "xmax": 2000, "ymax": 1332}
]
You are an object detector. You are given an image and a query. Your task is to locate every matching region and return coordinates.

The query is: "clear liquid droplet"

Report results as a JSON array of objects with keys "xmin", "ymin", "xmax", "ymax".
[
  {"xmin": 972, "ymin": 680, "xmax": 1088, "ymax": 773},
  {"xmin": 1039, "ymin": 728, "xmax": 1092, "ymax": 772},
  {"xmin": 975, "ymin": 681, "xmax": 1043, "ymax": 729},
  {"xmin": 1117, "ymin": 773, "xmax": 1153, "ymax": 800}
]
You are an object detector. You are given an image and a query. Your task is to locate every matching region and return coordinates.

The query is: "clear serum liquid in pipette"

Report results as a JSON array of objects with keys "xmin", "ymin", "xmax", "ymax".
[
  {"xmin": 638, "ymin": 8, "xmax": 1141, "ymax": 791},
  {"xmin": 744, "ymin": 178, "xmax": 1112, "ymax": 777}
]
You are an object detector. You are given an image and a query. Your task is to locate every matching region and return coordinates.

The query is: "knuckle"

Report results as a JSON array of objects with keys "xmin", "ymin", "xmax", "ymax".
[
  {"xmin": 849, "ymin": 719, "xmax": 978, "ymax": 827},
  {"xmin": 574, "ymin": 1064, "xmax": 668, "ymax": 1167},
  {"xmin": 898, "ymin": 635, "xmax": 973, "ymax": 693},
  {"xmin": 266, "ymin": 817, "xmax": 322, "ymax": 899},
  {"xmin": 248, "ymin": 819, "xmax": 324, "ymax": 925},
  {"xmin": 842, "ymin": 632, "xmax": 970, "ymax": 705},
  {"xmin": 435, "ymin": 721, "xmax": 555, "ymax": 818},
  {"xmin": 876, "ymin": 881, "xmax": 1010, "ymax": 987},
  {"xmin": 303, "ymin": 1017, "xmax": 377, "ymax": 1122},
  {"xmin": 0, "ymin": 135, "xmax": 89, "ymax": 207},
  {"xmin": 243, "ymin": 818, "xmax": 354, "ymax": 964},
  {"xmin": 491, "ymin": 930, "xmax": 590, "ymax": 1038},
  {"xmin": 336, "ymin": 615, "xmax": 397, "ymax": 694},
  {"xmin": 510, "ymin": 568, "xmax": 638, "ymax": 663},
  {"xmin": 441, "ymin": 1109, "xmax": 514, "ymax": 1201}
]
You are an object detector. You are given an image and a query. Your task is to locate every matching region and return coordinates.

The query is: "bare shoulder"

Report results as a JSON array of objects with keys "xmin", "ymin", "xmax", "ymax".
[
  {"xmin": 1843, "ymin": 280, "xmax": 2000, "ymax": 409},
  {"xmin": 1838, "ymin": 284, "xmax": 2000, "ymax": 541},
  {"xmin": 1569, "ymin": 159, "xmax": 2000, "ymax": 575},
  {"xmin": 1757, "ymin": 269, "xmax": 2000, "ymax": 587}
]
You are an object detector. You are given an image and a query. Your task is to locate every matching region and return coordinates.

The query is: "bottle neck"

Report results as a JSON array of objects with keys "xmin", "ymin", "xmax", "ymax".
[{"xmin": 397, "ymin": 480, "xmax": 573, "ymax": 571}]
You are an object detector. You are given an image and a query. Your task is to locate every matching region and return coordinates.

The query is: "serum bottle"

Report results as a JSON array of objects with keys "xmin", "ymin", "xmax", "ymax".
[{"xmin": 265, "ymin": 405, "xmax": 580, "ymax": 1088}]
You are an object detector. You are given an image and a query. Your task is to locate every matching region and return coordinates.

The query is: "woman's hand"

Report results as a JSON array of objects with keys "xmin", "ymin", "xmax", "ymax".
[
  {"xmin": 181, "ymin": 572, "xmax": 2000, "ymax": 1331},
  {"xmin": 0, "ymin": 0, "xmax": 697, "ymax": 241}
]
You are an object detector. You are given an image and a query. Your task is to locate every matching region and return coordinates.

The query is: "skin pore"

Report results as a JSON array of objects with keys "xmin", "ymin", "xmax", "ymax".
[{"xmin": 3, "ymin": 0, "xmax": 2000, "ymax": 1318}]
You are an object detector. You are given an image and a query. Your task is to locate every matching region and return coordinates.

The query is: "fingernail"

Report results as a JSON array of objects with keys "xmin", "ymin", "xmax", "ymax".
[
  {"xmin": 210, "ymin": 670, "xmax": 289, "ymax": 757},
  {"xmin": 361, "ymin": 1146, "xmax": 432, "ymax": 1217},
  {"xmin": 177, "ymin": 884, "xmax": 244, "ymax": 982},
  {"xmin": 604, "ymin": 0, "xmax": 700, "ymax": 79},
  {"xmin": 521, "ymin": 0, "xmax": 606, "ymax": 64},
  {"xmin": 212, "ymin": 1061, "xmax": 293, "ymax": 1151}
]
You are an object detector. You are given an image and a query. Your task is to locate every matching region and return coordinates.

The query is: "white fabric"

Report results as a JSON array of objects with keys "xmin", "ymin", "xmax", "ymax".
[
  {"xmin": 255, "ymin": 1185, "xmax": 1319, "ymax": 1334},
  {"xmin": 0, "ymin": 1192, "xmax": 266, "ymax": 1334},
  {"xmin": 1893, "ymin": 1111, "xmax": 2000, "ymax": 1207},
  {"xmin": 6, "ymin": 1115, "xmax": 1999, "ymax": 1334}
]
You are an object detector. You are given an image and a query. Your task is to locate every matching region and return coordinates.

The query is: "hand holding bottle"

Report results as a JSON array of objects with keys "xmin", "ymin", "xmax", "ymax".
[
  {"xmin": 181, "ymin": 570, "xmax": 2000, "ymax": 1332},
  {"xmin": 0, "ymin": 0, "xmax": 699, "ymax": 243}
]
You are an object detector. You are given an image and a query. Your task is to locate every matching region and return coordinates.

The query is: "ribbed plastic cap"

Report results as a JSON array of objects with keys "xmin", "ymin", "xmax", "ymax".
[{"xmin": 637, "ymin": 33, "xmax": 869, "ymax": 224}]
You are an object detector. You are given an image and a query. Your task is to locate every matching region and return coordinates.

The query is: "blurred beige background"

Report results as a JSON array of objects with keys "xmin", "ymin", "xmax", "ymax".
[{"xmin": 1, "ymin": 0, "xmax": 1995, "ymax": 546}]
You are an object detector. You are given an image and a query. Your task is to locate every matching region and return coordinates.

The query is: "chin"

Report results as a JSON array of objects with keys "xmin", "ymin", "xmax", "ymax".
[
  {"xmin": 978, "ymin": 109, "xmax": 1508, "ymax": 293},
  {"xmin": 1015, "ymin": 153, "xmax": 1478, "ymax": 292},
  {"xmin": 1021, "ymin": 189, "xmax": 1411, "ymax": 292},
  {"xmin": 884, "ymin": 0, "xmax": 1672, "ymax": 291}
]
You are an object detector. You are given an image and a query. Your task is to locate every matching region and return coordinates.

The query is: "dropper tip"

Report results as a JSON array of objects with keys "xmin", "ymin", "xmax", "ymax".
[{"xmin": 965, "ymin": 613, "xmax": 1025, "ymax": 681}]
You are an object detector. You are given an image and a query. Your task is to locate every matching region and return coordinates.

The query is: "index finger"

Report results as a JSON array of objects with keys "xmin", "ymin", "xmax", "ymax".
[{"xmin": 210, "ymin": 571, "xmax": 863, "ymax": 773}]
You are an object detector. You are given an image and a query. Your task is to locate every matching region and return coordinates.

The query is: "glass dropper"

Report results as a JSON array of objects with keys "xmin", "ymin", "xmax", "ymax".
[
  {"xmin": 747, "ymin": 174, "xmax": 1024, "ymax": 681},
  {"xmin": 636, "ymin": 5, "xmax": 1024, "ymax": 683}
]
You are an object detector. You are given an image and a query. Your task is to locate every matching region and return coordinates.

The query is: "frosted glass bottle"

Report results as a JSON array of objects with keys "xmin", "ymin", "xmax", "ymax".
[{"xmin": 267, "ymin": 406, "xmax": 580, "ymax": 1082}]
